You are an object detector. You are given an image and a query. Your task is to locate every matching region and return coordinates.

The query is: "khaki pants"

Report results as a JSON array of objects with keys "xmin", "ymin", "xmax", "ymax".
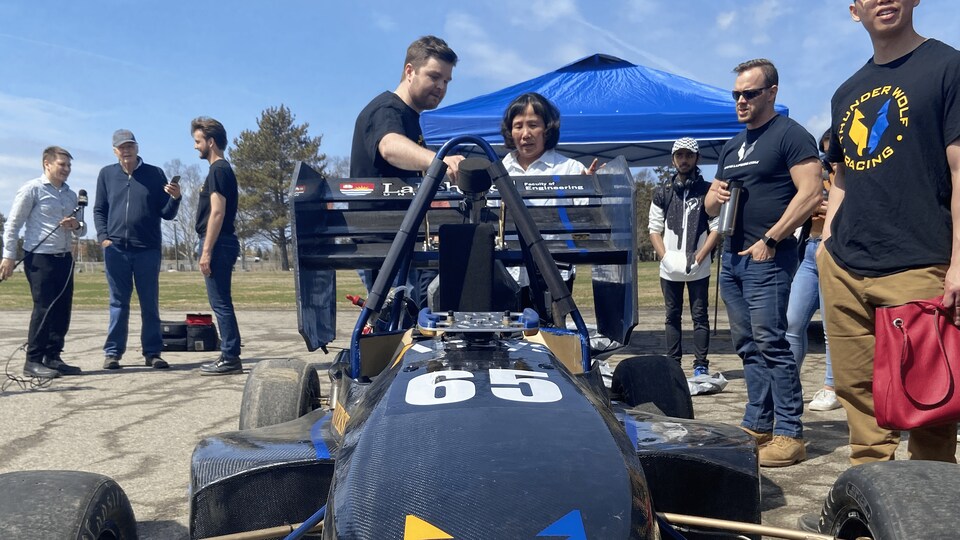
[{"xmin": 817, "ymin": 248, "xmax": 957, "ymax": 465}]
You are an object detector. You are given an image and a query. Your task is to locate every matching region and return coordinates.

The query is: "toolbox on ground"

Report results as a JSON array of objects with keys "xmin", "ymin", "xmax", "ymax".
[{"xmin": 161, "ymin": 314, "xmax": 220, "ymax": 352}]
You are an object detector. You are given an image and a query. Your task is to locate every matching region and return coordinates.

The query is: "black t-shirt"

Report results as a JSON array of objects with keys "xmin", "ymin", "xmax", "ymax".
[
  {"xmin": 350, "ymin": 91, "xmax": 424, "ymax": 178},
  {"xmin": 717, "ymin": 114, "xmax": 818, "ymax": 252},
  {"xmin": 826, "ymin": 39, "xmax": 960, "ymax": 277},
  {"xmin": 195, "ymin": 159, "xmax": 238, "ymax": 237}
]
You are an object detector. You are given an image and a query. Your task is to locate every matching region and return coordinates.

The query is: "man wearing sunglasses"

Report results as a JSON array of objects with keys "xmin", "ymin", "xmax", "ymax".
[{"xmin": 705, "ymin": 58, "xmax": 823, "ymax": 468}]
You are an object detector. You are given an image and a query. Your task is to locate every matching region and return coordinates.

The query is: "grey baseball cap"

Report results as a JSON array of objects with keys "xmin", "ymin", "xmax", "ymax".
[{"xmin": 112, "ymin": 129, "xmax": 137, "ymax": 147}]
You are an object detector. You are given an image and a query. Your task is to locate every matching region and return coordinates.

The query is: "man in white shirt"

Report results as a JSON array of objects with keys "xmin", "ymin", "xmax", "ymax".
[{"xmin": 648, "ymin": 138, "xmax": 720, "ymax": 378}]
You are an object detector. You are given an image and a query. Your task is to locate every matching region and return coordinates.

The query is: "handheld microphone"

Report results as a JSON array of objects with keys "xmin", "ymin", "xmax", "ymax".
[{"xmin": 76, "ymin": 189, "xmax": 88, "ymax": 228}]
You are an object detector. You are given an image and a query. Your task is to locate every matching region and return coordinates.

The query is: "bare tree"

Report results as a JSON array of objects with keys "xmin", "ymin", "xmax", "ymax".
[
  {"xmin": 163, "ymin": 159, "xmax": 203, "ymax": 271},
  {"xmin": 635, "ymin": 168, "xmax": 659, "ymax": 261},
  {"xmin": 326, "ymin": 155, "xmax": 350, "ymax": 178}
]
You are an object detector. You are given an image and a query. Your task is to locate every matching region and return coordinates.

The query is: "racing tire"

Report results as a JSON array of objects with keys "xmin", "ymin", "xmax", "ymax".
[
  {"xmin": 0, "ymin": 470, "xmax": 137, "ymax": 539},
  {"xmin": 239, "ymin": 358, "xmax": 322, "ymax": 430},
  {"xmin": 818, "ymin": 461, "xmax": 960, "ymax": 539},
  {"xmin": 611, "ymin": 355, "xmax": 694, "ymax": 419}
]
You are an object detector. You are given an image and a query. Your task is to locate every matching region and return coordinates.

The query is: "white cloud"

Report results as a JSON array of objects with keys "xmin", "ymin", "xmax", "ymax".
[
  {"xmin": 804, "ymin": 109, "xmax": 832, "ymax": 142},
  {"xmin": 0, "ymin": 92, "xmax": 111, "ymax": 214},
  {"xmin": 623, "ymin": 0, "xmax": 657, "ymax": 21},
  {"xmin": 716, "ymin": 11, "xmax": 735, "ymax": 30},
  {"xmin": 372, "ymin": 13, "xmax": 396, "ymax": 32},
  {"xmin": 528, "ymin": 0, "xmax": 579, "ymax": 24},
  {"xmin": 0, "ymin": 93, "xmax": 95, "ymax": 141},
  {"xmin": 0, "ymin": 32, "xmax": 145, "ymax": 73},
  {"xmin": 444, "ymin": 12, "xmax": 542, "ymax": 86}
]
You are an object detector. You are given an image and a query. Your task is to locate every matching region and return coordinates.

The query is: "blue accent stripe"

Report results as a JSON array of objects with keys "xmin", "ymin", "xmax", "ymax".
[
  {"xmin": 621, "ymin": 412, "xmax": 639, "ymax": 449},
  {"xmin": 555, "ymin": 188, "xmax": 577, "ymax": 249},
  {"xmin": 310, "ymin": 413, "xmax": 332, "ymax": 459}
]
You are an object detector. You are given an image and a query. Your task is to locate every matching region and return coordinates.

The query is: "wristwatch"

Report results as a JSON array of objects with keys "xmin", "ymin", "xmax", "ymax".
[{"xmin": 761, "ymin": 235, "xmax": 778, "ymax": 248}]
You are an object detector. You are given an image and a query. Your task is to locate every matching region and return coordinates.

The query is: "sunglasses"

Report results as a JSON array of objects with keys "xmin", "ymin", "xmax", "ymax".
[{"xmin": 732, "ymin": 86, "xmax": 771, "ymax": 101}]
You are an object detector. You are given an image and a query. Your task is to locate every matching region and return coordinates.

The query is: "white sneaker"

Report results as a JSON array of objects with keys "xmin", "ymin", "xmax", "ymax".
[{"xmin": 809, "ymin": 388, "xmax": 841, "ymax": 411}]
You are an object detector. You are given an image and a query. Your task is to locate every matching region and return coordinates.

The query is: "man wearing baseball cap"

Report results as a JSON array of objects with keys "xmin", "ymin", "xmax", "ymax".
[
  {"xmin": 94, "ymin": 129, "xmax": 181, "ymax": 370},
  {"xmin": 648, "ymin": 137, "xmax": 719, "ymax": 378}
]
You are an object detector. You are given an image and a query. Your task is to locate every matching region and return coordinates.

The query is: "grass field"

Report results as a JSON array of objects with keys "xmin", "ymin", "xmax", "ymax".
[{"xmin": 0, "ymin": 262, "xmax": 674, "ymax": 311}]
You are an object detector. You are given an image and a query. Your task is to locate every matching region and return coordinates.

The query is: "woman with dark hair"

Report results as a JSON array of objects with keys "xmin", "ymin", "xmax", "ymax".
[
  {"xmin": 498, "ymin": 92, "xmax": 609, "ymax": 385},
  {"xmin": 500, "ymin": 92, "xmax": 597, "ymax": 174},
  {"xmin": 498, "ymin": 92, "xmax": 595, "ymax": 293}
]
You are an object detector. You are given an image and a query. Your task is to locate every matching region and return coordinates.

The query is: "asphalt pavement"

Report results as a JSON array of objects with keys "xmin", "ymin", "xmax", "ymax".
[{"xmin": 0, "ymin": 307, "xmax": 954, "ymax": 539}]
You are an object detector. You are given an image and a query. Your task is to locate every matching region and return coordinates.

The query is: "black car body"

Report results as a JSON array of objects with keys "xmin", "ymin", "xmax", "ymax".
[{"xmin": 189, "ymin": 139, "xmax": 760, "ymax": 539}]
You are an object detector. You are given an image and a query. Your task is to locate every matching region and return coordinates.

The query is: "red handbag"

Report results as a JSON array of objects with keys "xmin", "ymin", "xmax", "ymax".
[{"xmin": 874, "ymin": 296, "xmax": 960, "ymax": 430}]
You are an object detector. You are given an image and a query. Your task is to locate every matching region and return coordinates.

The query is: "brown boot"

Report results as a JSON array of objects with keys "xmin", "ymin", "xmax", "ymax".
[
  {"xmin": 739, "ymin": 426, "xmax": 773, "ymax": 447},
  {"xmin": 759, "ymin": 435, "xmax": 806, "ymax": 467}
]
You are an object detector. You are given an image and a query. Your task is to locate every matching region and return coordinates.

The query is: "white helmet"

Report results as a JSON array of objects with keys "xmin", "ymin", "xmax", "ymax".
[{"xmin": 671, "ymin": 137, "xmax": 699, "ymax": 154}]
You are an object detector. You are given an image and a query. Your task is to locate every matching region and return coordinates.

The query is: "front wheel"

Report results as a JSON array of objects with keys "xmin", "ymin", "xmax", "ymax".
[
  {"xmin": 819, "ymin": 461, "xmax": 960, "ymax": 539},
  {"xmin": 239, "ymin": 358, "xmax": 322, "ymax": 430},
  {"xmin": 0, "ymin": 470, "xmax": 138, "ymax": 539}
]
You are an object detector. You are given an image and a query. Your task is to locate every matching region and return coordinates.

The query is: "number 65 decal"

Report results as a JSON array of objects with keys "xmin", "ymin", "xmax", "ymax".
[{"xmin": 405, "ymin": 369, "xmax": 562, "ymax": 406}]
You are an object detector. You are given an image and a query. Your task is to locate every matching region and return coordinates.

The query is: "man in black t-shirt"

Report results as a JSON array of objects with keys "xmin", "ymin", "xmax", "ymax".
[
  {"xmin": 191, "ymin": 117, "xmax": 243, "ymax": 376},
  {"xmin": 817, "ymin": 1, "xmax": 960, "ymax": 466},
  {"xmin": 705, "ymin": 59, "xmax": 822, "ymax": 468},
  {"xmin": 350, "ymin": 35, "xmax": 464, "ymax": 305}
]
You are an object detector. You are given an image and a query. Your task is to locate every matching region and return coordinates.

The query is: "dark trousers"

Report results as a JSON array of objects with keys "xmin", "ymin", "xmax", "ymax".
[
  {"xmin": 660, "ymin": 277, "xmax": 710, "ymax": 367},
  {"xmin": 200, "ymin": 235, "xmax": 242, "ymax": 358},
  {"xmin": 24, "ymin": 252, "xmax": 74, "ymax": 363}
]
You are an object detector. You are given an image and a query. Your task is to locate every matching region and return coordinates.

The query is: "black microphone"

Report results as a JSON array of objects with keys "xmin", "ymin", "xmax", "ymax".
[{"xmin": 76, "ymin": 189, "xmax": 88, "ymax": 229}]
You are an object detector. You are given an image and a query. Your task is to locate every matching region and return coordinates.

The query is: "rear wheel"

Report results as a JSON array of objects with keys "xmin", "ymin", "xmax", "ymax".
[
  {"xmin": 0, "ymin": 470, "xmax": 137, "ymax": 539},
  {"xmin": 611, "ymin": 355, "xmax": 694, "ymax": 419},
  {"xmin": 239, "ymin": 358, "xmax": 322, "ymax": 429},
  {"xmin": 820, "ymin": 461, "xmax": 960, "ymax": 539}
]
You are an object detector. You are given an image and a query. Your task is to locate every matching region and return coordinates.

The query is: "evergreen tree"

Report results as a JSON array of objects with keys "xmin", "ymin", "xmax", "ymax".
[{"xmin": 230, "ymin": 105, "xmax": 325, "ymax": 271}]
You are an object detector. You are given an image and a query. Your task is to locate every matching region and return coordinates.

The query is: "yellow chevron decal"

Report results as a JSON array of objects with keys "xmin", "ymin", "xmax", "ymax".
[
  {"xmin": 391, "ymin": 342, "xmax": 415, "ymax": 368},
  {"xmin": 403, "ymin": 515, "xmax": 453, "ymax": 539}
]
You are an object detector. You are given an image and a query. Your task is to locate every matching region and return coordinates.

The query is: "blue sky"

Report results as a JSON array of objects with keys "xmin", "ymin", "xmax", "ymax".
[{"xmin": 2, "ymin": 0, "xmax": 959, "ymax": 216}]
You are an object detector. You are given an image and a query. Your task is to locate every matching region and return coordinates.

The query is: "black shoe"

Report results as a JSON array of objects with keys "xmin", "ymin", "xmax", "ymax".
[
  {"xmin": 24, "ymin": 361, "xmax": 61, "ymax": 378},
  {"xmin": 43, "ymin": 357, "xmax": 82, "ymax": 375},
  {"xmin": 103, "ymin": 356, "xmax": 121, "ymax": 370},
  {"xmin": 200, "ymin": 356, "xmax": 242, "ymax": 376},
  {"xmin": 144, "ymin": 355, "xmax": 169, "ymax": 369},
  {"xmin": 797, "ymin": 512, "xmax": 822, "ymax": 533}
]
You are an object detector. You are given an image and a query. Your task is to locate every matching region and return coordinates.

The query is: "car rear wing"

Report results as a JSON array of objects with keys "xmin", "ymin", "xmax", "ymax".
[{"xmin": 290, "ymin": 157, "xmax": 638, "ymax": 353}]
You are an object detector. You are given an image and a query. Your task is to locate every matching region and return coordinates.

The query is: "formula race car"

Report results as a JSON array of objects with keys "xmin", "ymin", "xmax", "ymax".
[{"xmin": 1, "ymin": 136, "xmax": 958, "ymax": 539}]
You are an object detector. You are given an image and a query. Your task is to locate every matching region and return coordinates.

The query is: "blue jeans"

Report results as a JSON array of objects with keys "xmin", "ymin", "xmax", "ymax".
[
  {"xmin": 720, "ymin": 244, "xmax": 803, "ymax": 438},
  {"xmin": 104, "ymin": 246, "xmax": 162, "ymax": 358},
  {"xmin": 200, "ymin": 235, "xmax": 241, "ymax": 358},
  {"xmin": 785, "ymin": 237, "xmax": 834, "ymax": 387}
]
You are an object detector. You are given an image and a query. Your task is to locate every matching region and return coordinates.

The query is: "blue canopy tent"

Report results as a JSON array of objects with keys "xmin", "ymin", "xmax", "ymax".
[{"xmin": 422, "ymin": 53, "xmax": 789, "ymax": 166}]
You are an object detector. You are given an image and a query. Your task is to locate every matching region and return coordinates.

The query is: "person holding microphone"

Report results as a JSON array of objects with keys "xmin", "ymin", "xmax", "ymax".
[{"xmin": 1, "ymin": 146, "xmax": 85, "ymax": 378}]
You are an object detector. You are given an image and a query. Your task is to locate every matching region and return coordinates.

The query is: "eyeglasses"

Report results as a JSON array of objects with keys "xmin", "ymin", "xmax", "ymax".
[{"xmin": 732, "ymin": 86, "xmax": 771, "ymax": 101}]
